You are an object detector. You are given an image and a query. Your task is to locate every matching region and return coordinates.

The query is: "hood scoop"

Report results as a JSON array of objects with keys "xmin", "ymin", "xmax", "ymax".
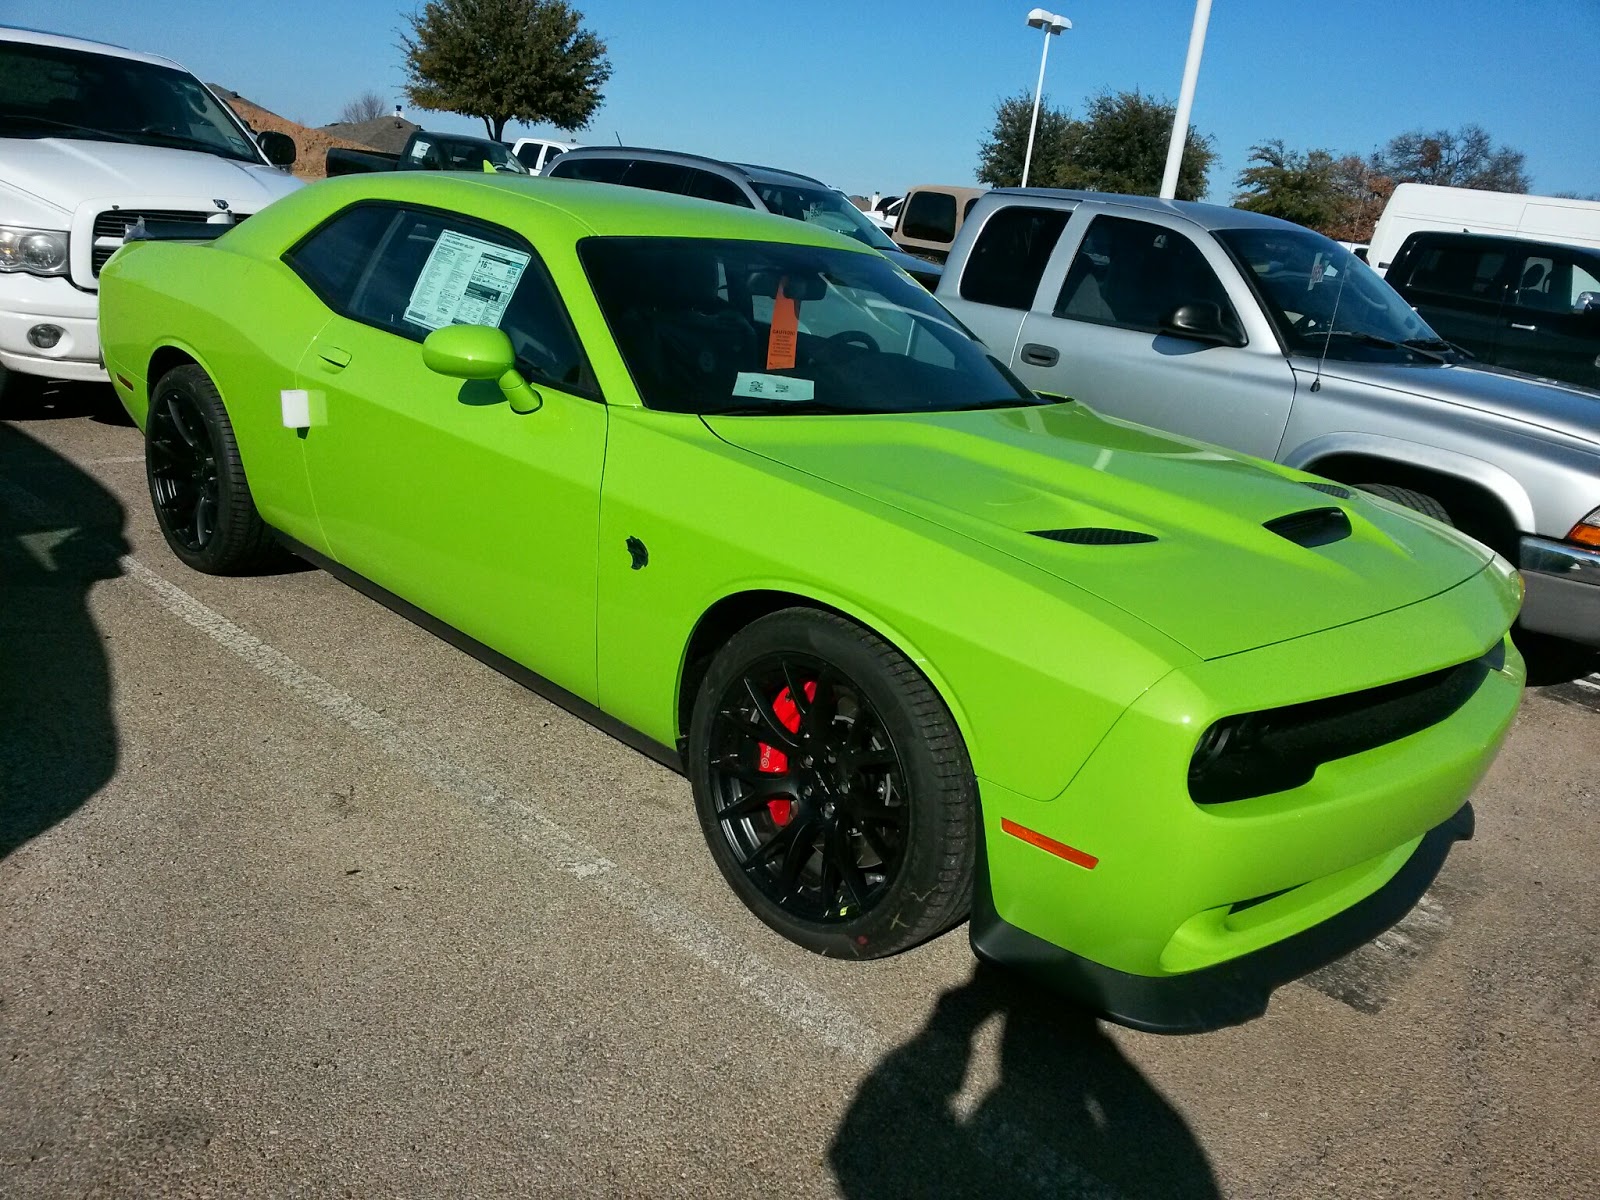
[
  {"xmin": 1303, "ymin": 481, "xmax": 1353, "ymax": 499},
  {"xmin": 1030, "ymin": 527, "xmax": 1158, "ymax": 545},
  {"xmin": 1263, "ymin": 506, "xmax": 1352, "ymax": 548}
]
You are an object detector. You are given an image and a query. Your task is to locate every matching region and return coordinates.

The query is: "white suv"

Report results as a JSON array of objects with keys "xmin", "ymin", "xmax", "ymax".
[{"xmin": 0, "ymin": 26, "xmax": 302, "ymax": 383}]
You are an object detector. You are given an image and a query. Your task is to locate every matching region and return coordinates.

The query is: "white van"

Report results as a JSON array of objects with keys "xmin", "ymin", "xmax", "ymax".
[
  {"xmin": 1369, "ymin": 183, "xmax": 1600, "ymax": 275},
  {"xmin": 0, "ymin": 26, "xmax": 303, "ymax": 383}
]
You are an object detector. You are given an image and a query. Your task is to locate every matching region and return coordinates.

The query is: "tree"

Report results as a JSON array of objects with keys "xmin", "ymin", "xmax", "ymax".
[
  {"xmin": 399, "ymin": 0, "xmax": 611, "ymax": 142},
  {"xmin": 977, "ymin": 91, "xmax": 1075, "ymax": 188},
  {"xmin": 1061, "ymin": 91, "xmax": 1216, "ymax": 200},
  {"xmin": 1372, "ymin": 124, "xmax": 1529, "ymax": 193},
  {"xmin": 1234, "ymin": 140, "xmax": 1344, "ymax": 228},
  {"xmin": 338, "ymin": 90, "xmax": 389, "ymax": 124},
  {"xmin": 977, "ymin": 89, "xmax": 1216, "ymax": 200}
]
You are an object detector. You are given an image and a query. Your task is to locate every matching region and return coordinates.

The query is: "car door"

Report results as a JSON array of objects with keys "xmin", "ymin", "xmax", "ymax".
[
  {"xmin": 1496, "ymin": 247, "xmax": 1600, "ymax": 389},
  {"xmin": 1011, "ymin": 209, "xmax": 1298, "ymax": 460},
  {"xmin": 1387, "ymin": 236, "xmax": 1513, "ymax": 360},
  {"xmin": 283, "ymin": 202, "xmax": 608, "ymax": 700},
  {"xmin": 941, "ymin": 200, "xmax": 1074, "ymax": 368}
]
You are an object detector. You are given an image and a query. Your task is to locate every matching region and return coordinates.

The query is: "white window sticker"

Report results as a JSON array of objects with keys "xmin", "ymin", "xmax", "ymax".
[
  {"xmin": 409, "ymin": 140, "xmax": 430, "ymax": 159},
  {"xmin": 732, "ymin": 372, "xmax": 815, "ymax": 401},
  {"xmin": 403, "ymin": 230, "xmax": 531, "ymax": 331}
]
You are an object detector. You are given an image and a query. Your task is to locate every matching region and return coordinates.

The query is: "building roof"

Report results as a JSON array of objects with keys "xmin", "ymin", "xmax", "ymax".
[{"xmin": 321, "ymin": 115, "xmax": 422, "ymax": 155}]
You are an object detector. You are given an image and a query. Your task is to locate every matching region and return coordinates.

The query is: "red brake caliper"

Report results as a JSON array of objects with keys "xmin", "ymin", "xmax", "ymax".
[{"xmin": 757, "ymin": 680, "xmax": 816, "ymax": 827}]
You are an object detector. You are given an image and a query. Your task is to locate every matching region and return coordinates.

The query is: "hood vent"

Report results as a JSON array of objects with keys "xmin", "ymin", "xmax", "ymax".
[
  {"xmin": 1303, "ymin": 481, "xmax": 1352, "ymax": 499},
  {"xmin": 1030, "ymin": 527, "xmax": 1158, "ymax": 545},
  {"xmin": 1263, "ymin": 506, "xmax": 1352, "ymax": 548}
]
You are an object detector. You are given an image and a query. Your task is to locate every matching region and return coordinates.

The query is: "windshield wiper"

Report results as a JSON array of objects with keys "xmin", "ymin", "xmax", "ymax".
[
  {"xmin": 701, "ymin": 400, "xmax": 869, "ymax": 417},
  {"xmin": 959, "ymin": 395, "xmax": 1058, "ymax": 410},
  {"xmin": 1404, "ymin": 337, "xmax": 1471, "ymax": 361},
  {"xmin": 4, "ymin": 116, "xmax": 136, "ymax": 143},
  {"xmin": 136, "ymin": 129, "xmax": 253, "ymax": 161},
  {"xmin": 1316, "ymin": 331, "xmax": 1449, "ymax": 364}
]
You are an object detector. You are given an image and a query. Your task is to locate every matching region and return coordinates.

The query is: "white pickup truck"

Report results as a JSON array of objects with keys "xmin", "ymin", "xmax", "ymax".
[{"xmin": 0, "ymin": 25, "xmax": 303, "ymax": 384}]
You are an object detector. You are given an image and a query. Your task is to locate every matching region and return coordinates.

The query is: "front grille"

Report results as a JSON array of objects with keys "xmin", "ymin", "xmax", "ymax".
[
  {"xmin": 1188, "ymin": 648, "xmax": 1499, "ymax": 805},
  {"xmin": 90, "ymin": 209, "xmax": 248, "ymax": 274}
]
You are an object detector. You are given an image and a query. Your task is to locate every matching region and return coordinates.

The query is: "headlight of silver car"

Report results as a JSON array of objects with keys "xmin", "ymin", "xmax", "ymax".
[{"xmin": 0, "ymin": 226, "xmax": 70, "ymax": 276}]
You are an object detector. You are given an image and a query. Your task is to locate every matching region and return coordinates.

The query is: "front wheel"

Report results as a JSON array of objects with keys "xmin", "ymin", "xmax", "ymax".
[
  {"xmin": 145, "ymin": 363, "xmax": 277, "ymax": 574},
  {"xmin": 688, "ymin": 608, "xmax": 976, "ymax": 959}
]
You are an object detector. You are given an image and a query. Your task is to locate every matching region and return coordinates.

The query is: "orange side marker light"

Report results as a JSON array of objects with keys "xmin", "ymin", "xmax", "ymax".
[{"xmin": 1001, "ymin": 818, "xmax": 1099, "ymax": 870}]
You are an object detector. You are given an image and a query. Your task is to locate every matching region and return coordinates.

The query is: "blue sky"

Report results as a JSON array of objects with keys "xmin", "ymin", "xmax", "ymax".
[{"xmin": 14, "ymin": 0, "xmax": 1600, "ymax": 201}]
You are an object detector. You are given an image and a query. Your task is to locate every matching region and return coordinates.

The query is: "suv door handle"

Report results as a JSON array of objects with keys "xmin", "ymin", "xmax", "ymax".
[
  {"xmin": 1020, "ymin": 342, "xmax": 1059, "ymax": 367},
  {"xmin": 1510, "ymin": 323, "xmax": 1537, "ymax": 332}
]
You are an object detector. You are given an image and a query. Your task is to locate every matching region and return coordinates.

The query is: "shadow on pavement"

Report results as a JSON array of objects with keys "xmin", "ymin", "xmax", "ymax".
[
  {"xmin": 0, "ymin": 421, "xmax": 127, "ymax": 859},
  {"xmin": 830, "ymin": 962, "xmax": 1220, "ymax": 1200},
  {"xmin": 1, "ymin": 371, "xmax": 134, "ymax": 426}
]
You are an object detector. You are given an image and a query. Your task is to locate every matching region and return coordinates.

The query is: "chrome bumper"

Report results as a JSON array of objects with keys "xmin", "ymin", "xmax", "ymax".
[{"xmin": 1519, "ymin": 536, "xmax": 1600, "ymax": 647}]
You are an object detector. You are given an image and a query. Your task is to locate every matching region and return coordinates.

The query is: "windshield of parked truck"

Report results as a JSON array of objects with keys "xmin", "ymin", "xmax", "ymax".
[
  {"xmin": 1216, "ymin": 227, "xmax": 1453, "ymax": 363},
  {"xmin": 751, "ymin": 182, "xmax": 902, "ymax": 252},
  {"xmin": 0, "ymin": 40, "xmax": 262, "ymax": 164},
  {"xmin": 581, "ymin": 236, "xmax": 1039, "ymax": 415}
]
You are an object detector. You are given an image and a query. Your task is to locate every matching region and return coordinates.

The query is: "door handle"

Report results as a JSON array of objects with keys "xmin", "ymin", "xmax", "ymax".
[
  {"xmin": 316, "ymin": 344, "xmax": 352, "ymax": 369},
  {"xmin": 1510, "ymin": 323, "xmax": 1537, "ymax": 332},
  {"xmin": 1019, "ymin": 342, "xmax": 1060, "ymax": 367}
]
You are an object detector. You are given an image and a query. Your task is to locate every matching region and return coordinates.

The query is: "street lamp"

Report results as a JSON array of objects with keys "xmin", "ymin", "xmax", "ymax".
[
  {"xmin": 1022, "ymin": 8, "xmax": 1071, "ymax": 189},
  {"xmin": 1158, "ymin": 0, "xmax": 1212, "ymax": 200}
]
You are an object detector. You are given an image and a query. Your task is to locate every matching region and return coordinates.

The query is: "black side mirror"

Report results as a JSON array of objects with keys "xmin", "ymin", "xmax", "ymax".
[
  {"xmin": 1162, "ymin": 301, "xmax": 1244, "ymax": 347},
  {"xmin": 256, "ymin": 130, "xmax": 297, "ymax": 167}
]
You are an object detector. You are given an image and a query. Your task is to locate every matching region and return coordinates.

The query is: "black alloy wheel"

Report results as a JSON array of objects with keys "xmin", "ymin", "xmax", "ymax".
[
  {"xmin": 690, "ymin": 609, "xmax": 976, "ymax": 959},
  {"xmin": 145, "ymin": 364, "xmax": 277, "ymax": 574}
]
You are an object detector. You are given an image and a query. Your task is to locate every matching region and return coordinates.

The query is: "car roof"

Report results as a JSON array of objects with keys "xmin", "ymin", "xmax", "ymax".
[
  {"xmin": 284, "ymin": 173, "xmax": 872, "ymax": 251},
  {"xmin": 0, "ymin": 23, "xmax": 184, "ymax": 70},
  {"xmin": 991, "ymin": 187, "xmax": 1313, "ymax": 233},
  {"xmin": 553, "ymin": 145, "xmax": 826, "ymax": 189},
  {"xmin": 1399, "ymin": 229, "xmax": 1600, "ymax": 258}
]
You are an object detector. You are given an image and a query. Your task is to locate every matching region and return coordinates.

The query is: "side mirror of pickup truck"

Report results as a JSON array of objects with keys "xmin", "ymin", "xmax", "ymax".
[
  {"xmin": 1161, "ymin": 302, "xmax": 1245, "ymax": 348},
  {"xmin": 257, "ymin": 130, "xmax": 297, "ymax": 167}
]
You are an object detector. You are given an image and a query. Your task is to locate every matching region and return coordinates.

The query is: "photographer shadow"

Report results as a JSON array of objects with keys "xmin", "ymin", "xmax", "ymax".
[
  {"xmin": 1, "ymin": 420, "xmax": 126, "ymax": 859},
  {"xmin": 830, "ymin": 962, "xmax": 1220, "ymax": 1200}
]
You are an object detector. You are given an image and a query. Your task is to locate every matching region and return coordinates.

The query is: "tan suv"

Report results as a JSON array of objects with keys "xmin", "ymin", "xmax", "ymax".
[{"xmin": 891, "ymin": 184, "xmax": 986, "ymax": 263}]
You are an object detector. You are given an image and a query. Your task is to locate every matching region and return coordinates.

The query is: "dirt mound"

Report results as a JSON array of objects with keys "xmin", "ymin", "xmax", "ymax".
[{"xmin": 210, "ymin": 86, "xmax": 376, "ymax": 180}]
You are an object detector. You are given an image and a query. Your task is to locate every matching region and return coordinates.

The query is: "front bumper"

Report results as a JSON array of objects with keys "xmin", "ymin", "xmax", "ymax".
[
  {"xmin": 972, "ymin": 803, "xmax": 1475, "ymax": 1034},
  {"xmin": 968, "ymin": 564, "xmax": 1523, "ymax": 1032},
  {"xmin": 0, "ymin": 273, "xmax": 104, "ymax": 382},
  {"xmin": 1519, "ymin": 535, "xmax": 1600, "ymax": 647}
]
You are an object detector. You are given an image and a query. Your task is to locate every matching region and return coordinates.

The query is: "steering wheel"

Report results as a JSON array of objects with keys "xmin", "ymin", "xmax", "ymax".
[{"xmin": 821, "ymin": 331, "xmax": 880, "ymax": 357}]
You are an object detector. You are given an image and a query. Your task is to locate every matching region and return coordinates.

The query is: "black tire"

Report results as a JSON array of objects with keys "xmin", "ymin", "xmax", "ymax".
[
  {"xmin": 688, "ymin": 608, "xmax": 976, "ymax": 959},
  {"xmin": 145, "ymin": 364, "xmax": 277, "ymax": 574},
  {"xmin": 1354, "ymin": 483, "xmax": 1454, "ymax": 526}
]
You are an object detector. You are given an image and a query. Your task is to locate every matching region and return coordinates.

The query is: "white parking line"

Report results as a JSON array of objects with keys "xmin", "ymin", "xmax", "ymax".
[{"xmin": 119, "ymin": 556, "xmax": 892, "ymax": 1061}]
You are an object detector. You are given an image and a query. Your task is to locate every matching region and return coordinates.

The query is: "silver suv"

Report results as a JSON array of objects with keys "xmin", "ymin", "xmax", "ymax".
[
  {"xmin": 936, "ymin": 189, "xmax": 1600, "ymax": 660},
  {"xmin": 544, "ymin": 146, "xmax": 942, "ymax": 290}
]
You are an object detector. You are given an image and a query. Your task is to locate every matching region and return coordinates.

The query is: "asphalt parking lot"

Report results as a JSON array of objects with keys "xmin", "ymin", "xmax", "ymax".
[{"xmin": 4, "ymin": 380, "xmax": 1598, "ymax": 1199}]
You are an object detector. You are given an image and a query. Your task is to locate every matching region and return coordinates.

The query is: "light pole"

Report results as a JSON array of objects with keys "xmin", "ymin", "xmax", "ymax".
[
  {"xmin": 1022, "ymin": 8, "xmax": 1071, "ymax": 188},
  {"xmin": 1159, "ymin": 0, "xmax": 1212, "ymax": 200}
]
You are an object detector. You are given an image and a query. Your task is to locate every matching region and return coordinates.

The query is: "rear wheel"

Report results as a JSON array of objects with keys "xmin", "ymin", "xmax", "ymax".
[
  {"xmin": 1354, "ymin": 483, "xmax": 1454, "ymax": 526},
  {"xmin": 688, "ymin": 609, "xmax": 976, "ymax": 958},
  {"xmin": 146, "ymin": 364, "xmax": 277, "ymax": 574}
]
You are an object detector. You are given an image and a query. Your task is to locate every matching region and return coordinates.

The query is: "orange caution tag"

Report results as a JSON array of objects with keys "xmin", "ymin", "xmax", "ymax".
[{"xmin": 766, "ymin": 279, "xmax": 799, "ymax": 371}]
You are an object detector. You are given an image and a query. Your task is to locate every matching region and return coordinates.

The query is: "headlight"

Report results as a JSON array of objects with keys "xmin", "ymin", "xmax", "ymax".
[
  {"xmin": 0, "ymin": 226, "xmax": 70, "ymax": 276},
  {"xmin": 1567, "ymin": 507, "xmax": 1600, "ymax": 549}
]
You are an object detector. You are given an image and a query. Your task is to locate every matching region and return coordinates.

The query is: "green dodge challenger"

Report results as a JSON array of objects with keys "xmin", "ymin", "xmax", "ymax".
[{"xmin": 99, "ymin": 174, "xmax": 1525, "ymax": 1031}]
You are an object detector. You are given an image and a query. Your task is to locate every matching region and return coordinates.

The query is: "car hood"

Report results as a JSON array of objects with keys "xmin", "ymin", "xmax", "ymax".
[
  {"xmin": 881, "ymin": 245, "xmax": 943, "ymax": 284},
  {"xmin": 705, "ymin": 403, "xmax": 1493, "ymax": 660},
  {"xmin": 1295, "ymin": 356, "xmax": 1600, "ymax": 448},
  {"xmin": 0, "ymin": 137, "xmax": 302, "ymax": 221}
]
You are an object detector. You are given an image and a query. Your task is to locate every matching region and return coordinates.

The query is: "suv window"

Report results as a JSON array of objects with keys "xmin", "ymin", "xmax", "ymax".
[
  {"xmin": 686, "ymin": 168, "xmax": 754, "ymax": 208},
  {"xmin": 959, "ymin": 206, "xmax": 1070, "ymax": 309},
  {"xmin": 548, "ymin": 155, "xmax": 628, "ymax": 184},
  {"xmin": 620, "ymin": 159, "xmax": 688, "ymax": 193},
  {"xmin": 1512, "ymin": 251, "xmax": 1600, "ymax": 313},
  {"xmin": 1402, "ymin": 242, "xmax": 1508, "ymax": 301},
  {"xmin": 1056, "ymin": 215, "xmax": 1237, "ymax": 334},
  {"xmin": 285, "ymin": 204, "xmax": 590, "ymax": 394},
  {"xmin": 901, "ymin": 191, "xmax": 958, "ymax": 243}
]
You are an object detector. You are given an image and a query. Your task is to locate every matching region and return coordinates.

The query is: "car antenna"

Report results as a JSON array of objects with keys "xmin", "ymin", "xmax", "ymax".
[
  {"xmin": 1310, "ymin": 246, "xmax": 1352, "ymax": 393},
  {"xmin": 615, "ymin": 131, "xmax": 622, "ymax": 145}
]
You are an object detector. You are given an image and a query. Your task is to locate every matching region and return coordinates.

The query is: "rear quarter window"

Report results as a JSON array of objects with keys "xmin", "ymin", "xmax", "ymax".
[{"xmin": 902, "ymin": 192, "xmax": 958, "ymax": 243}]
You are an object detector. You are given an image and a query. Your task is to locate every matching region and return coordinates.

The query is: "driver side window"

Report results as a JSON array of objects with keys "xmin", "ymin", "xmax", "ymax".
[{"xmin": 1055, "ymin": 215, "xmax": 1237, "ymax": 335}]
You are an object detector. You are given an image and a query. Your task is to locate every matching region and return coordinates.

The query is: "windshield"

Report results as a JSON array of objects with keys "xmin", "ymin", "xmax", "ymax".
[
  {"xmin": 1215, "ymin": 227, "xmax": 1450, "ymax": 363},
  {"xmin": 0, "ymin": 40, "xmax": 263, "ymax": 164},
  {"xmin": 751, "ymin": 181, "xmax": 902, "ymax": 253},
  {"xmin": 580, "ymin": 237, "xmax": 1038, "ymax": 415}
]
